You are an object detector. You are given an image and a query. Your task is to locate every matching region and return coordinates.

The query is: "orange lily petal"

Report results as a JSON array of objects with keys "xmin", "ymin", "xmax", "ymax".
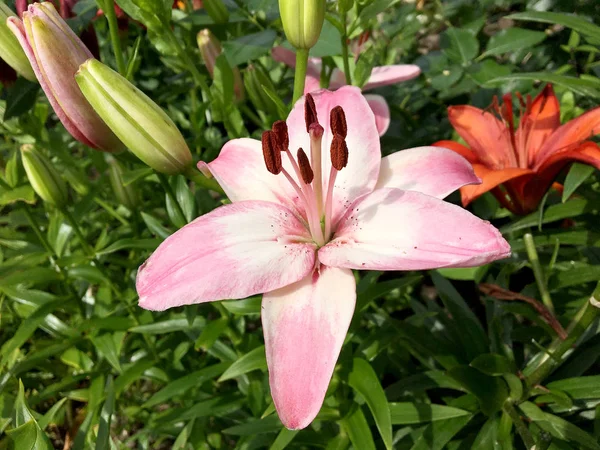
[
  {"xmin": 510, "ymin": 142, "xmax": 600, "ymax": 214},
  {"xmin": 460, "ymin": 164, "xmax": 533, "ymax": 206},
  {"xmin": 534, "ymin": 106, "xmax": 600, "ymax": 167},
  {"xmin": 516, "ymin": 84, "xmax": 561, "ymax": 166},
  {"xmin": 447, "ymin": 105, "xmax": 516, "ymax": 169},
  {"xmin": 432, "ymin": 140, "xmax": 478, "ymax": 163}
]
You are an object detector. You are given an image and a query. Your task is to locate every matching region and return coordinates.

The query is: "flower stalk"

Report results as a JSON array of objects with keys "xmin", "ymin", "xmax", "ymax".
[
  {"xmin": 293, "ymin": 48, "xmax": 309, "ymax": 103},
  {"xmin": 523, "ymin": 233, "xmax": 554, "ymax": 314},
  {"xmin": 102, "ymin": 0, "xmax": 127, "ymax": 75}
]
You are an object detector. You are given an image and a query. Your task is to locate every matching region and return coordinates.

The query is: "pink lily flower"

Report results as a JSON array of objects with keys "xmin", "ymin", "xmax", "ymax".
[
  {"xmin": 136, "ymin": 87, "xmax": 510, "ymax": 430},
  {"xmin": 272, "ymin": 46, "xmax": 421, "ymax": 136}
]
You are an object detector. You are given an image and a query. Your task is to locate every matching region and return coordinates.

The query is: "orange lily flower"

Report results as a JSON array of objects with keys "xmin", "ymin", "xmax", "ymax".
[{"xmin": 434, "ymin": 84, "xmax": 600, "ymax": 214}]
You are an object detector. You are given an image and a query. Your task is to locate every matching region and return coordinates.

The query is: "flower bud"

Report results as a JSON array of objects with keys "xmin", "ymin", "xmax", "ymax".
[
  {"xmin": 197, "ymin": 29, "xmax": 244, "ymax": 102},
  {"xmin": 106, "ymin": 155, "xmax": 137, "ymax": 210},
  {"xmin": 7, "ymin": 2, "xmax": 124, "ymax": 152},
  {"xmin": 203, "ymin": 0, "xmax": 229, "ymax": 24},
  {"xmin": 0, "ymin": 3, "xmax": 35, "ymax": 81},
  {"xmin": 244, "ymin": 64, "xmax": 278, "ymax": 116},
  {"xmin": 278, "ymin": 0, "xmax": 326, "ymax": 50},
  {"xmin": 75, "ymin": 59, "xmax": 193, "ymax": 175},
  {"xmin": 21, "ymin": 145, "xmax": 68, "ymax": 207}
]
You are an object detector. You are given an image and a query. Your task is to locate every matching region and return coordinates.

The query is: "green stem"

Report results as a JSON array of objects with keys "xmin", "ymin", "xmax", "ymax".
[
  {"xmin": 103, "ymin": 0, "xmax": 127, "ymax": 75},
  {"xmin": 341, "ymin": 12, "xmax": 352, "ymax": 85},
  {"xmin": 165, "ymin": 26, "xmax": 211, "ymax": 94},
  {"xmin": 157, "ymin": 172, "xmax": 188, "ymax": 226},
  {"xmin": 93, "ymin": 197, "xmax": 129, "ymax": 227},
  {"xmin": 61, "ymin": 208, "xmax": 95, "ymax": 256},
  {"xmin": 239, "ymin": 104, "xmax": 266, "ymax": 129},
  {"xmin": 524, "ymin": 283, "xmax": 600, "ymax": 389},
  {"xmin": 503, "ymin": 402, "xmax": 536, "ymax": 450},
  {"xmin": 524, "ymin": 233, "xmax": 554, "ymax": 314},
  {"xmin": 183, "ymin": 166, "xmax": 224, "ymax": 193},
  {"xmin": 293, "ymin": 48, "xmax": 309, "ymax": 103}
]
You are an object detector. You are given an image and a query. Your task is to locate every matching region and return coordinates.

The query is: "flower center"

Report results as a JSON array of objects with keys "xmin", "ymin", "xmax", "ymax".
[{"xmin": 261, "ymin": 94, "xmax": 349, "ymax": 247}]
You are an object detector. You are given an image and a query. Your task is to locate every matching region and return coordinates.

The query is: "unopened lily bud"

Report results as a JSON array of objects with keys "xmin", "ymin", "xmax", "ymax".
[
  {"xmin": 7, "ymin": 2, "xmax": 124, "ymax": 152},
  {"xmin": 76, "ymin": 59, "xmax": 193, "ymax": 175},
  {"xmin": 0, "ymin": 3, "xmax": 35, "ymax": 81},
  {"xmin": 106, "ymin": 156, "xmax": 137, "ymax": 210},
  {"xmin": 21, "ymin": 145, "xmax": 68, "ymax": 207},
  {"xmin": 244, "ymin": 64, "xmax": 278, "ymax": 116},
  {"xmin": 278, "ymin": 0, "xmax": 325, "ymax": 50},
  {"xmin": 197, "ymin": 29, "xmax": 244, "ymax": 102},
  {"xmin": 203, "ymin": 0, "xmax": 229, "ymax": 23}
]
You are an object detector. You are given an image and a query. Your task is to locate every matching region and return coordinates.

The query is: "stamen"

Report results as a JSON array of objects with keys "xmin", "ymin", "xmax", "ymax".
[
  {"xmin": 330, "ymin": 106, "xmax": 347, "ymax": 138},
  {"xmin": 330, "ymin": 134, "xmax": 349, "ymax": 170},
  {"xmin": 272, "ymin": 120, "xmax": 289, "ymax": 151},
  {"xmin": 297, "ymin": 148, "xmax": 314, "ymax": 184},
  {"xmin": 304, "ymin": 93, "xmax": 318, "ymax": 131},
  {"xmin": 261, "ymin": 130, "xmax": 282, "ymax": 175},
  {"xmin": 309, "ymin": 123, "xmax": 324, "ymax": 217}
]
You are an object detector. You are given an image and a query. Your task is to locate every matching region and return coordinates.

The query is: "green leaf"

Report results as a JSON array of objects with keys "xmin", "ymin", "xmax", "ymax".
[
  {"xmin": 547, "ymin": 376, "xmax": 600, "ymax": 400},
  {"xmin": 440, "ymin": 28, "xmax": 480, "ymax": 64},
  {"xmin": 221, "ymin": 296, "xmax": 262, "ymax": 315},
  {"xmin": 223, "ymin": 30, "xmax": 277, "ymax": 66},
  {"xmin": 270, "ymin": 428, "xmax": 299, "ymax": 450},
  {"xmin": 114, "ymin": 360, "xmax": 156, "ymax": 395},
  {"xmin": 222, "ymin": 415, "xmax": 281, "ymax": 435},
  {"xmin": 340, "ymin": 406, "xmax": 376, "ymax": 450},
  {"xmin": 448, "ymin": 366, "xmax": 509, "ymax": 415},
  {"xmin": 0, "ymin": 185, "xmax": 36, "ymax": 206},
  {"xmin": 508, "ymin": 11, "xmax": 600, "ymax": 42},
  {"xmin": 436, "ymin": 266, "xmax": 488, "ymax": 282},
  {"xmin": 470, "ymin": 354, "xmax": 513, "ymax": 376},
  {"xmin": 6, "ymin": 420, "xmax": 53, "ymax": 450},
  {"xmin": 129, "ymin": 317, "xmax": 205, "ymax": 334},
  {"xmin": 486, "ymin": 73, "xmax": 600, "ymax": 99},
  {"xmin": 38, "ymin": 398, "xmax": 67, "ymax": 430},
  {"xmin": 218, "ymin": 345, "xmax": 266, "ymax": 381},
  {"xmin": 95, "ymin": 376, "xmax": 115, "ymax": 450},
  {"xmin": 144, "ymin": 362, "xmax": 230, "ymax": 408},
  {"xmin": 195, "ymin": 318, "xmax": 229, "ymax": 351},
  {"xmin": 410, "ymin": 415, "xmax": 473, "ymax": 450},
  {"xmin": 4, "ymin": 79, "xmax": 40, "ymax": 121},
  {"xmin": 389, "ymin": 403, "xmax": 471, "ymax": 424},
  {"xmin": 158, "ymin": 394, "xmax": 245, "ymax": 423},
  {"xmin": 0, "ymin": 267, "xmax": 61, "ymax": 287},
  {"xmin": 482, "ymin": 28, "xmax": 547, "ymax": 57},
  {"xmin": 519, "ymin": 401, "xmax": 600, "ymax": 449},
  {"xmin": 501, "ymin": 198, "xmax": 593, "ymax": 234},
  {"xmin": 0, "ymin": 300, "xmax": 62, "ymax": 368},
  {"xmin": 562, "ymin": 163, "xmax": 596, "ymax": 202},
  {"xmin": 432, "ymin": 272, "xmax": 488, "ymax": 360},
  {"xmin": 347, "ymin": 358, "xmax": 392, "ymax": 450},
  {"xmin": 140, "ymin": 212, "xmax": 172, "ymax": 240},
  {"xmin": 96, "ymin": 238, "xmax": 159, "ymax": 256},
  {"xmin": 91, "ymin": 333, "xmax": 125, "ymax": 372}
]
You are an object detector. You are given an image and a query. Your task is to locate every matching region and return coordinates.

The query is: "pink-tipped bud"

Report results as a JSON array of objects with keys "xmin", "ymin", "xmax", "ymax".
[{"xmin": 7, "ymin": 2, "xmax": 124, "ymax": 152}]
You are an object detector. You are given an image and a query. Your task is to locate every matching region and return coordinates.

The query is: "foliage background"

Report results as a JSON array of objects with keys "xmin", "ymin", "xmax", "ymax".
[{"xmin": 1, "ymin": 0, "xmax": 600, "ymax": 448}]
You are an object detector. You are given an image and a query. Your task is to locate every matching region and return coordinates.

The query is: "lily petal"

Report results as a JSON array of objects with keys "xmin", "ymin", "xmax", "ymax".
[
  {"xmin": 375, "ymin": 146, "xmax": 480, "ymax": 198},
  {"xmin": 319, "ymin": 188, "xmax": 511, "ymax": 270},
  {"xmin": 198, "ymin": 138, "xmax": 302, "ymax": 213},
  {"xmin": 365, "ymin": 94, "xmax": 390, "ymax": 136},
  {"xmin": 362, "ymin": 64, "xmax": 421, "ymax": 90},
  {"xmin": 517, "ymin": 84, "xmax": 560, "ymax": 166},
  {"xmin": 534, "ymin": 106, "xmax": 600, "ymax": 167},
  {"xmin": 287, "ymin": 86, "xmax": 381, "ymax": 223},
  {"xmin": 262, "ymin": 266, "xmax": 355, "ymax": 430},
  {"xmin": 459, "ymin": 164, "xmax": 533, "ymax": 206},
  {"xmin": 447, "ymin": 106, "xmax": 516, "ymax": 169},
  {"xmin": 137, "ymin": 201, "xmax": 316, "ymax": 310}
]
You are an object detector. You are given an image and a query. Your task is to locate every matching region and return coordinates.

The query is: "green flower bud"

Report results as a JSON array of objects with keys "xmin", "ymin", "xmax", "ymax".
[
  {"xmin": 75, "ymin": 59, "xmax": 193, "ymax": 175},
  {"xmin": 244, "ymin": 64, "xmax": 278, "ymax": 116},
  {"xmin": 0, "ymin": 3, "xmax": 35, "ymax": 81},
  {"xmin": 203, "ymin": 0, "xmax": 229, "ymax": 24},
  {"xmin": 21, "ymin": 145, "xmax": 68, "ymax": 207},
  {"xmin": 106, "ymin": 155, "xmax": 138, "ymax": 210},
  {"xmin": 278, "ymin": 0, "xmax": 326, "ymax": 50}
]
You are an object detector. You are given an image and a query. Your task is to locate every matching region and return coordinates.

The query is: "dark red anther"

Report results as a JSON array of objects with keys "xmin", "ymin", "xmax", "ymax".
[
  {"xmin": 297, "ymin": 148, "xmax": 314, "ymax": 184},
  {"xmin": 304, "ymin": 93, "xmax": 318, "ymax": 132},
  {"xmin": 330, "ymin": 106, "xmax": 347, "ymax": 138},
  {"xmin": 262, "ymin": 131, "xmax": 282, "ymax": 175},
  {"xmin": 272, "ymin": 120, "xmax": 289, "ymax": 151},
  {"xmin": 501, "ymin": 93, "xmax": 515, "ymax": 131},
  {"xmin": 330, "ymin": 134, "xmax": 348, "ymax": 171}
]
